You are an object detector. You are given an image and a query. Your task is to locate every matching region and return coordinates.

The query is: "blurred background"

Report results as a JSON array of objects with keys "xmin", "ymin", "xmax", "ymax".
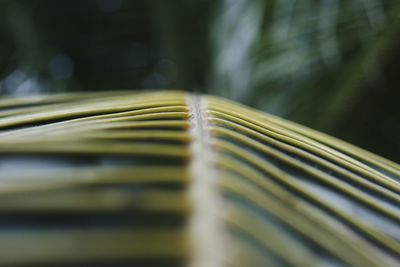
[{"xmin": 0, "ymin": 0, "xmax": 399, "ymax": 162}]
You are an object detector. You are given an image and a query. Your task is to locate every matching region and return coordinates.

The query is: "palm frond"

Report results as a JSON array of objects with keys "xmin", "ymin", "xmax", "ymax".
[{"xmin": 0, "ymin": 91, "xmax": 398, "ymax": 267}]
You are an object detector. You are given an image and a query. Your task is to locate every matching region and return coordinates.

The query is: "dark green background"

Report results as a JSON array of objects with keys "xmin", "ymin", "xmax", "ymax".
[{"xmin": 0, "ymin": 0, "xmax": 399, "ymax": 162}]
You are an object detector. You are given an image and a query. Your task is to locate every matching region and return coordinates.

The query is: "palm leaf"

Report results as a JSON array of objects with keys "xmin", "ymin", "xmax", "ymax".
[{"xmin": 0, "ymin": 91, "xmax": 398, "ymax": 267}]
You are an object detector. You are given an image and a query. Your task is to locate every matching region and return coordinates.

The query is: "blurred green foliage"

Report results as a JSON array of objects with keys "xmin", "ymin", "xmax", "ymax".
[{"xmin": 0, "ymin": 0, "xmax": 399, "ymax": 161}]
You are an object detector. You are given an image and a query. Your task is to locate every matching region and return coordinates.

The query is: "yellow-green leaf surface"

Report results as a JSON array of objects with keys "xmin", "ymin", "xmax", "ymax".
[{"xmin": 0, "ymin": 91, "xmax": 398, "ymax": 267}]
